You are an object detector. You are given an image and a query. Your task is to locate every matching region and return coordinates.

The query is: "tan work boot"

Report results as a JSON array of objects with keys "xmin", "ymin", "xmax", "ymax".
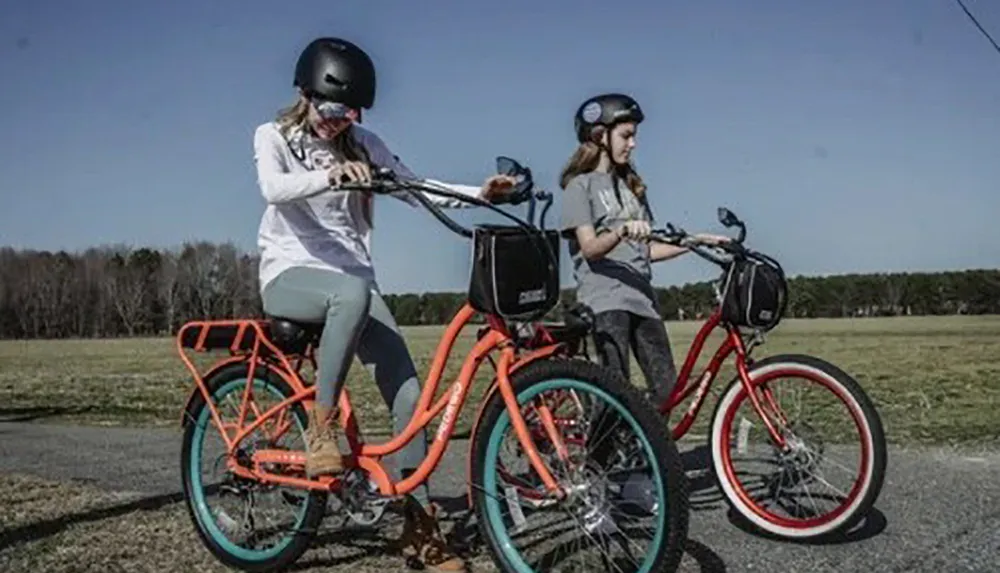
[
  {"xmin": 397, "ymin": 497, "xmax": 467, "ymax": 572},
  {"xmin": 304, "ymin": 406, "xmax": 344, "ymax": 478}
]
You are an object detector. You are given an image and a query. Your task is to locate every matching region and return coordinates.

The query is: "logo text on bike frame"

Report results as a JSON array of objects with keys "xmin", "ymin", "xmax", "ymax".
[{"xmin": 437, "ymin": 383, "xmax": 465, "ymax": 441}]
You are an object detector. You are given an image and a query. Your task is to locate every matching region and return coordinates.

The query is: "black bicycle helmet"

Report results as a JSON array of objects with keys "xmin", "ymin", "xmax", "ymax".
[
  {"xmin": 294, "ymin": 37, "xmax": 376, "ymax": 110},
  {"xmin": 574, "ymin": 93, "xmax": 644, "ymax": 143}
]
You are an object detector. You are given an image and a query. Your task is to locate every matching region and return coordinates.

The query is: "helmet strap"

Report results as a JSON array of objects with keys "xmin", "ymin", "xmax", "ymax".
[
  {"xmin": 593, "ymin": 124, "xmax": 627, "ymax": 167},
  {"xmin": 611, "ymin": 168, "xmax": 624, "ymax": 207}
]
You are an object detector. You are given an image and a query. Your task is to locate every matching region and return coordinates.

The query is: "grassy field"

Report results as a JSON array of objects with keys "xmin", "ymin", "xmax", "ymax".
[{"xmin": 1, "ymin": 315, "xmax": 998, "ymax": 446}]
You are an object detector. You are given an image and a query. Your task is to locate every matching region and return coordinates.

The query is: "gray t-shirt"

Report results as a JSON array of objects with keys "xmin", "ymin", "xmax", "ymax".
[{"xmin": 561, "ymin": 171, "xmax": 662, "ymax": 319}]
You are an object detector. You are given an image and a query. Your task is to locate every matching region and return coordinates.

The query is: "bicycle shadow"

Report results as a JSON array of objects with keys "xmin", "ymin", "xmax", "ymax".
[
  {"xmin": 288, "ymin": 524, "xmax": 401, "ymax": 571},
  {"xmin": 0, "ymin": 443, "xmax": 877, "ymax": 570},
  {"xmin": 680, "ymin": 444, "xmax": 728, "ymax": 512},
  {"xmin": 0, "ymin": 488, "xmax": 187, "ymax": 551},
  {"xmin": 434, "ymin": 491, "xmax": 729, "ymax": 572},
  {"xmin": 0, "ymin": 481, "xmax": 414, "ymax": 570},
  {"xmin": 725, "ymin": 505, "xmax": 888, "ymax": 546},
  {"xmin": 679, "ymin": 443, "xmax": 888, "ymax": 545},
  {"xmin": 0, "ymin": 405, "xmax": 96, "ymax": 423},
  {"xmin": 0, "ymin": 484, "xmax": 410, "ymax": 570},
  {"xmin": 0, "ymin": 481, "xmax": 729, "ymax": 573},
  {"xmin": 296, "ymin": 517, "xmax": 730, "ymax": 572}
]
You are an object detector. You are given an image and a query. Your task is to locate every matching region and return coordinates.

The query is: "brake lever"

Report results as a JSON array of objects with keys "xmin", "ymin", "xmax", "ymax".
[{"xmin": 665, "ymin": 222, "xmax": 688, "ymax": 237}]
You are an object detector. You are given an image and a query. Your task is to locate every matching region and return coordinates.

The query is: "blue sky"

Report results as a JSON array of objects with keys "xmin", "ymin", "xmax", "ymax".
[{"xmin": 1, "ymin": 0, "xmax": 998, "ymax": 294}]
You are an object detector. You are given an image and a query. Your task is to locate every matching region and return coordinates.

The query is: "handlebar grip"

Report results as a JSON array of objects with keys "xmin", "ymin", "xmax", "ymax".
[
  {"xmin": 336, "ymin": 179, "xmax": 397, "ymax": 193},
  {"xmin": 650, "ymin": 227, "xmax": 744, "ymax": 267},
  {"xmin": 649, "ymin": 230, "xmax": 685, "ymax": 244},
  {"xmin": 333, "ymin": 166, "xmax": 397, "ymax": 191},
  {"xmin": 336, "ymin": 181, "xmax": 367, "ymax": 191}
]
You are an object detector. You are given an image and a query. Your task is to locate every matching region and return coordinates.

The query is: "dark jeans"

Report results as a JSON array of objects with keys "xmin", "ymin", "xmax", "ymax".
[{"xmin": 592, "ymin": 309, "xmax": 679, "ymax": 406}]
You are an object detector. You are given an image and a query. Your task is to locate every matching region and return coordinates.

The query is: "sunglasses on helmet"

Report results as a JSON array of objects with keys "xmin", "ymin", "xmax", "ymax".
[{"xmin": 309, "ymin": 97, "xmax": 360, "ymax": 122}]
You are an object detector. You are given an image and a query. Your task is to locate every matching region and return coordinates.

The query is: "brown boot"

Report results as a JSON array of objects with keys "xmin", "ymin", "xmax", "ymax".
[
  {"xmin": 398, "ymin": 498, "xmax": 467, "ymax": 572},
  {"xmin": 304, "ymin": 406, "xmax": 343, "ymax": 478}
]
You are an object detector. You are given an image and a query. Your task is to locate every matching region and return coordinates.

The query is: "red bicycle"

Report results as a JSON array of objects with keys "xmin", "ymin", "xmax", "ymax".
[{"xmin": 518, "ymin": 207, "xmax": 887, "ymax": 542}]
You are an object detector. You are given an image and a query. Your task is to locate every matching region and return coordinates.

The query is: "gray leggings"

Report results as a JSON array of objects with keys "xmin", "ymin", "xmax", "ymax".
[{"xmin": 261, "ymin": 267, "xmax": 429, "ymax": 501}]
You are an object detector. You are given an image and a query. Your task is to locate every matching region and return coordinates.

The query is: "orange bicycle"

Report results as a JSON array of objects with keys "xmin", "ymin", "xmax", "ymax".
[{"xmin": 176, "ymin": 157, "xmax": 690, "ymax": 572}]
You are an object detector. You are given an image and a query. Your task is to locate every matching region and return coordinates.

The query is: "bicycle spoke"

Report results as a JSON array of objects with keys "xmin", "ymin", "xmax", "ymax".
[
  {"xmin": 481, "ymin": 381, "xmax": 667, "ymax": 572},
  {"xmin": 722, "ymin": 368, "xmax": 871, "ymax": 531}
]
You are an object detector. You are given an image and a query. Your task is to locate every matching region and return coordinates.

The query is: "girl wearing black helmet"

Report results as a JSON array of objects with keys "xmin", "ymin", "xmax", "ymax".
[
  {"xmin": 559, "ymin": 93, "xmax": 729, "ymax": 409},
  {"xmin": 253, "ymin": 37, "xmax": 513, "ymax": 572}
]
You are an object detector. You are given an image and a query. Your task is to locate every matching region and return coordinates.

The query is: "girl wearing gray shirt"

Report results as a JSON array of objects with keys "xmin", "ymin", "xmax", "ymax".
[{"xmin": 559, "ymin": 93, "xmax": 729, "ymax": 408}]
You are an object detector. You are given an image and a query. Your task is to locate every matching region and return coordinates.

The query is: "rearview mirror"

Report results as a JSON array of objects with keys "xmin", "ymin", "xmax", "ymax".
[
  {"xmin": 496, "ymin": 156, "xmax": 530, "ymax": 185},
  {"xmin": 496, "ymin": 156, "xmax": 521, "ymax": 177},
  {"xmin": 717, "ymin": 207, "xmax": 740, "ymax": 228},
  {"xmin": 495, "ymin": 156, "xmax": 534, "ymax": 204}
]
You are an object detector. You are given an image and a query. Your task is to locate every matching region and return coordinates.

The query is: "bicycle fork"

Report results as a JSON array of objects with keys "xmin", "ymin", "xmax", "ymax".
[
  {"xmin": 494, "ymin": 345, "xmax": 569, "ymax": 500},
  {"xmin": 731, "ymin": 334, "xmax": 790, "ymax": 451}
]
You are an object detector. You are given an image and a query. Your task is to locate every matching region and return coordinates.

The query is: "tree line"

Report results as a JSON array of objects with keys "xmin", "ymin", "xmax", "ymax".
[{"xmin": 0, "ymin": 242, "xmax": 997, "ymax": 340}]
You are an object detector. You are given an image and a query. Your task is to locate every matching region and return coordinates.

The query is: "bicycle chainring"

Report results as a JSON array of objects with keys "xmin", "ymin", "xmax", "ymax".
[{"xmin": 338, "ymin": 469, "xmax": 393, "ymax": 527}]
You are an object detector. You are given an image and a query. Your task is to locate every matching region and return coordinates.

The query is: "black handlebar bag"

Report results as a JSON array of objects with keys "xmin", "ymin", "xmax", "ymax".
[
  {"xmin": 467, "ymin": 224, "xmax": 561, "ymax": 321},
  {"xmin": 719, "ymin": 252, "xmax": 788, "ymax": 332}
]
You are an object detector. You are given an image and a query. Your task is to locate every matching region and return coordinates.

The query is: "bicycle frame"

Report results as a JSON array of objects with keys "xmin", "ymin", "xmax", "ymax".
[
  {"xmin": 176, "ymin": 302, "xmax": 571, "ymax": 500},
  {"xmin": 655, "ymin": 309, "xmax": 789, "ymax": 449}
]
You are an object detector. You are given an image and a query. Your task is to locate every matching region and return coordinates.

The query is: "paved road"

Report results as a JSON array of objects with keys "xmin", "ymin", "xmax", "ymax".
[{"xmin": 1, "ymin": 420, "xmax": 999, "ymax": 572}]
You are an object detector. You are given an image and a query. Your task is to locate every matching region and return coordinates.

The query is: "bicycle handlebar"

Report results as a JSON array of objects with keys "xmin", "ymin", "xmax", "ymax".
[
  {"xmin": 648, "ymin": 211, "xmax": 752, "ymax": 268},
  {"xmin": 334, "ymin": 163, "xmax": 555, "ymax": 239},
  {"xmin": 333, "ymin": 161, "xmax": 561, "ymax": 282}
]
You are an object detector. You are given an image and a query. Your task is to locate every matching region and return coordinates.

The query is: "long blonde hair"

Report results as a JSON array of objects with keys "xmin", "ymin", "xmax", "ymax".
[
  {"xmin": 558, "ymin": 125, "xmax": 646, "ymax": 198},
  {"xmin": 275, "ymin": 96, "xmax": 371, "ymax": 164}
]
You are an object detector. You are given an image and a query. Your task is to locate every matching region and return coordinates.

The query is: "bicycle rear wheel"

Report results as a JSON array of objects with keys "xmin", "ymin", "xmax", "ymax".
[
  {"xmin": 471, "ymin": 358, "xmax": 689, "ymax": 572},
  {"xmin": 709, "ymin": 354, "xmax": 887, "ymax": 541},
  {"xmin": 180, "ymin": 363, "xmax": 327, "ymax": 571}
]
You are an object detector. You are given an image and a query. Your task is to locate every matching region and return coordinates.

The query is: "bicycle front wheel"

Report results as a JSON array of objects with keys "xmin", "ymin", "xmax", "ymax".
[
  {"xmin": 471, "ymin": 358, "xmax": 689, "ymax": 573},
  {"xmin": 709, "ymin": 353, "xmax": 887, "ymax": 541}
]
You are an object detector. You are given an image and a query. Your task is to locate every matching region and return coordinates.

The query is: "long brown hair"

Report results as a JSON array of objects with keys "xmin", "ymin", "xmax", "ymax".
[{"xmin": 558, "ymin": 125, "xmax": 646, "ymax": 198}]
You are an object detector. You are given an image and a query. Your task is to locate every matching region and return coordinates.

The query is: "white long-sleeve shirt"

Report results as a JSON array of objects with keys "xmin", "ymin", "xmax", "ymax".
[{"xmin": 253, "ymin": 120, "xmax": 483, "ymax": 293}]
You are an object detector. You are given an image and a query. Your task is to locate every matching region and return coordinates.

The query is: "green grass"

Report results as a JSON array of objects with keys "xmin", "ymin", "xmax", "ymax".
[{"xmin": 1, "ymin": 315, "xmax": 998, "ymax": 446}]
